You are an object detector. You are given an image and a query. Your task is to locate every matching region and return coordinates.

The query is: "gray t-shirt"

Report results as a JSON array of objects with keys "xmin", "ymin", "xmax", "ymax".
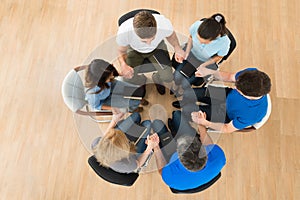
[{"xmin": 110, "ymin": 154, "xmax": 138, "ymax": 173}]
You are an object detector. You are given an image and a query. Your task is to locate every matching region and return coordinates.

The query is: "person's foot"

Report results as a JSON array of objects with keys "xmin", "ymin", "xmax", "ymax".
[
  {"xmin": 155, "ymin": 83, "xmax": 166, "ymax": 95},
  {"xmin": 172, "ymin": 101, "xmax": 181, "ymax": 109},
  {"xmin": 129, "ymin": 107, "xmax": 143, "ymax": 113},
  {"xmin": 140, "ymin": 98, "xmax": 149, "ymax": 106},
  {"xmin": 169, "ymin": 89, "xmax": 174, "ymax": 95},
  {"xmin": 168, "ymin": 118, "xmax": 177, "ymax": 137}
]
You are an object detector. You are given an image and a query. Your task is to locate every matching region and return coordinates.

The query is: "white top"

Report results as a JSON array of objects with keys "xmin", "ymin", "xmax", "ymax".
[{"xmin": 116, "ymin": 14, "xmax": 174, "ymax": 53}]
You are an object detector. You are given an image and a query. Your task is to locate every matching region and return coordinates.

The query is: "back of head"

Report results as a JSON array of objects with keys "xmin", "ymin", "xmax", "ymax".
[
  {"xmin": 197, "ymin": 13, "xmax": 227, "ymax": 40},
  {"xmin": 177, "ymin": 136, "xmax": 207, "ymax": 172},
  {"xmin": 93, "ymin": 129, "xmax": 136, "ymax": 167},
  {"xmin": 133, "ymin": 11, "xmax": 157, "ymax": 39},
  {"xmin": 84, "ymin": 59, "xmax": 119, "ymax": 89},
  {"xmin": 236, "ymin": 70, "xmax": 271, "ymax": 97}
]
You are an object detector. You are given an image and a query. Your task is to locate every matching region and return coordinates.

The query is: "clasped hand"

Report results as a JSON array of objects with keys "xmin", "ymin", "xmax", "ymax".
[{"xmin": 191, "ymin": 111, "xmax": 207, "ymax": 125}]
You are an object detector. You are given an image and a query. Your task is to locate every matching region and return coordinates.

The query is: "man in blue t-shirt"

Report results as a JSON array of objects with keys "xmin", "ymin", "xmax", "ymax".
[
  {"xmin": 173, "ymin": 67, "xmax": 271, "ymax": 133},
  {"xmin": 153, "ymin": 110, "xmax": 226, "ymax": 191}
]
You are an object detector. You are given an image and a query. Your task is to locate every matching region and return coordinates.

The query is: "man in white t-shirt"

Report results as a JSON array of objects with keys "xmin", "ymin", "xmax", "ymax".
[{"xmin": 116, "ymin": 11, "xmax": 185, "ymax": 95}]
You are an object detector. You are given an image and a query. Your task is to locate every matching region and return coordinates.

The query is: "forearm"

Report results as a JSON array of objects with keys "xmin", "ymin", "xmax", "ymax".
[
  {"xmin": 117, "ymin": 46, "xmax": 128, "ymax": 67},
  {"xmin": 166, "ymin": 31, "xmax": 181, "ymax": 51},
  {"xmin": 198, "ymin": 125, "xmax": 214, "ymax": 145},
  {"xmin": 136, "ymin": 148, "xmax": 153, "ymax": 168},
  {"xmin": 204, "ymin": 120, "xmax": 237, "ymax": 133},
  {"xmin": 153, "ymin": 147, "xmax": 167, "ymax": 174},
  {"xmin": 185, "ymin": 36, "xmax": 193, "ymax": 57},
  {"xmin": 212, "ymin": 71, "xmax": 236, "ymax": 82},
  {"xmin": 202, "ymin": 56, "xmax": 222, "ymax": 68}
]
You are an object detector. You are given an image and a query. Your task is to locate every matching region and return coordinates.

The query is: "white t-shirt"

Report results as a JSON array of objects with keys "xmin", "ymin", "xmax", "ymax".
[{"xmin": 116, "ymin": 14, "xmax": 174, "ymax": 53}]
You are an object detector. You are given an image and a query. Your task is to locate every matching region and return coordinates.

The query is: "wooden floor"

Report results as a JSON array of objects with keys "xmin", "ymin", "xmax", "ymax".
[{"xmin": 0, "ymin": 0, "xmax": 299, "ymax": 199}]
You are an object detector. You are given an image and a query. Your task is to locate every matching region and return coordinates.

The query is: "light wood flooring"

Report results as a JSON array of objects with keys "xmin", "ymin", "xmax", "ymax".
[{"xmin": 0, "ymin": 0, "xmax": 299, "ymax": 199}]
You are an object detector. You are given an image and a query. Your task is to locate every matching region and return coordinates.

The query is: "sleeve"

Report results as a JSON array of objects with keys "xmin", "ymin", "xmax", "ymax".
[
  {"xmin": 156, "ymin": 15, "xmax": 174, "ymax": 37},
  {"xmin": 235, "ymin": 68, "xmax": 258, "ymax": 79},
  {"xmin": 232, "ymin": 117, "xmax": 254, "ymax": 130},
  {"xmin": 110, "ymin": 155, "xmax": 138, "ymax": 173},
  {"xmin": 216, "ymin": 36, "xmax": 231, "ymax": 57},
  {"xmin": 116, "ymin": 21, "xmax": 131, "ymax": 46},
  {"xmin": 189, "ymin": 21, "xmax": 201, "ymax": 36}
]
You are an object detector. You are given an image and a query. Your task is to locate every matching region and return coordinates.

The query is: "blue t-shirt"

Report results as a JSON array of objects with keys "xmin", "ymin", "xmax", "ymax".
[
  {"xmin": 161, "ymin": 144, "xmax": 226, "ymax": 190},
  {"xmin": 226, "ymin": 68, "xmax": 268, "ymax": 129},
  {"xmin": 189, "ymin": 21, "xmax": 231, "ymax": 61},
  {"xmin": 85, "ymin": 82, "xmax": 111, "ymax": 110}
]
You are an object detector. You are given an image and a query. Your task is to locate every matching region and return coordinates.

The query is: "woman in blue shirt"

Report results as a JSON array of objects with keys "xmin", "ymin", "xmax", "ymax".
[
  {"xmin": 172, "ymin": 13, "xmax": 231, "ymax": 94},
  {"xmin": 85, "ymin": 59, "xmax": 148, "ymax": 112}
]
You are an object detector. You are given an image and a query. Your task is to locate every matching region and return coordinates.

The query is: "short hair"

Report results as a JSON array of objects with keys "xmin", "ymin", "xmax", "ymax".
[
  {"xmin": 93, "ymin": 129, "xmax": 136, "ymax": 168},
  {"xmin": 236, "ymin": 70, "xmax": 271, "ymax": 97},
  {"xmin": 133, "ymin": 11, "xmax": 157, "ymax": 39},
  {"xmin": 84, "ymin": 59, "xmax": 119, "ymax": 92},
  {"xmin": 177, "ymin": 136, "xmax": 207, "ymax": 172},
  {"xmin": 197, "ymin": 13, "xmax": 228, "ymax": 40}
]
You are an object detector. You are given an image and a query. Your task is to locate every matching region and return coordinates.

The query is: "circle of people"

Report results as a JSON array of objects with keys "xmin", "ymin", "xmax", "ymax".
[{"xmin": 85, "ymin": 11, "xmax": 271, "ymax": 191}]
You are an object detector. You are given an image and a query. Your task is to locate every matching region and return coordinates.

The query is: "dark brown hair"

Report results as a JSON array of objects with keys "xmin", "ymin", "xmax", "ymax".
[
  {"xmin": 84, "ymin": 59, "xmax": 119, "ymax": 93},
  {"xmin": 235, "ymin": 70, "xmax": 271, "ymax": 97},
  {"xmin": 133, "ymin": 11, "xmax": 157, "ymax": 39},
  {"xmin": 197, "ymin": 13, "xmax": 228, "ymax": 40}
]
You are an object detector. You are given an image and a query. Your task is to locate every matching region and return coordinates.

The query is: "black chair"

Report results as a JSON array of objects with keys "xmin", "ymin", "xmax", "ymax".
[
  {"xmin": 118, "ymin": 9, "xmax": 160, "ymax": 26},
  {"xmin": 169, "ymin": 172, "xmax": 221, "ymax": 194},
  {"xmin": 88, "ymin": 156, "xmax": 139, "ymax": 186}
]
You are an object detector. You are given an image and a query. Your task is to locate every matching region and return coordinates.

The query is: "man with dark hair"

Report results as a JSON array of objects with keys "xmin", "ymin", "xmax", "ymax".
[
  {"xmin": 153, "ymin": 110, "xmax": 226, "ymax": 191},
  {"xmin": 172, "ymin": 67, "xmax": 272, "ymax": 133},
  {"xmin": 117, "ymin": 10, "xmax": 185, "ymax": 95}
]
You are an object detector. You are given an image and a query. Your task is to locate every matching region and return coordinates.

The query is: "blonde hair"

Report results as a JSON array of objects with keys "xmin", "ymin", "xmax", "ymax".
[{"xmin": 93, "ymin": 129, "xmax": 136, "ymax": 167}]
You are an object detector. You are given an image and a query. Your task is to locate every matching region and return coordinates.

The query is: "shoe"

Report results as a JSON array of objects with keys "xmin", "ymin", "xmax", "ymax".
[
  {"xmin": 140, "ymin": 99, "xmax": 149, "ymax": 106},
  {"xmin": 172, "ymin": 101, "xmax": 181, "ymax": 109},
  {"xmin": 129, "ymin": 107, "xmax": 143, "ymax": 113},
  {"xmin": 170, "ymin": 90, "xmax": 174, "ymax": 95},
  {"xmin": 155, "ymin": 83, "xmax": 166, "ymax": 95},
  {"xmin": 168, "ymin": 118, "xmax": 177, "ymax": 137}
]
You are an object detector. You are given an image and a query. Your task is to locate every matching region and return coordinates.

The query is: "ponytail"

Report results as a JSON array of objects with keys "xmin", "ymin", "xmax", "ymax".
[{"xmin": 197, "ymin": 13, "xmax": 228, "ymax": 40}]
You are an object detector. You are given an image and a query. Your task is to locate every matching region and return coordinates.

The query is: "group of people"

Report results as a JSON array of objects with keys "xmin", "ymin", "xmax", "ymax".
[{"xmin": 84, "ymin": 10, "xmax": 272, "ymax": 191}]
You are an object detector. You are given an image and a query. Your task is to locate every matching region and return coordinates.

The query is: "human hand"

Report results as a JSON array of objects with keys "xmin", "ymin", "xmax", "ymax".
[
  {"xmin": 121, "ymin": 63, "xmax": 134, "ymax": 79},
  {"xmin": 191, "ymin": 111, "xmax": 207, "ymax": 125},
  {"xmin": 146, "ymin": 133, "xmax": 160, "ymax": 149},
  {"xmin": 174, "ymin": 47, "xmax": 185, "ymax": 63},
  {"xmin": 195, "ymin": 65, "xmax": 213, "ymax": 77}
]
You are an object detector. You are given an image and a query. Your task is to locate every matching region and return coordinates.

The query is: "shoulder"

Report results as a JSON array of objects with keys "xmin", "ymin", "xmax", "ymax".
[
  {"xmin": 189, "ymin": 20, "xmax": 202, "ymax": 32},
  {"xmin": 155, "ymin": 14, "xmax": 173, "ymax": 30}
]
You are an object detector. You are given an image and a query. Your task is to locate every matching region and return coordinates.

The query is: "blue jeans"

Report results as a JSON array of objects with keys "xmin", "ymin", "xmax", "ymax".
[
  {"xmin": 169, "ymin": 110, "xmax": 197, "ymax": 138},
  {"xmin": 116, "ymin": 112, "xmax": 151, "ymax": 153}
]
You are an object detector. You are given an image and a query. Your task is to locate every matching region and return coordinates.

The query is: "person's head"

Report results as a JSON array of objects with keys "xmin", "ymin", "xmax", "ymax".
[
  {"xmin": 235, "ymin": 69, "xmax": 271, "ymax": 97},
  {"xmin": 93, "ymin": 129, "xmax": 136, "ymax": 167},
  {"xmin": 84, "ymin": 59, "xmax": 119, "ymax": 91},
  {"xmin": 197, "ymin": 13, "xmax": 227, "ymax": 44},
  {"xmin": 133, "ymin": 11, "xmax": 157, "ymax": 42},
  {"xmin": 177, "ymin": 136, "xmax": 207, "ymax": 172}
]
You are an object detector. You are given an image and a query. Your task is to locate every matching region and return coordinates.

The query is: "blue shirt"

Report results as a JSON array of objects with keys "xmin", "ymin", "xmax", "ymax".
[
  {"xmin": 85, "ymin": 82, "xmax": 111, "ymax": 110},
  {"xmin": 189, "ymin": 21, "xmax": 231, "ymax": 61},
  {"xmin": 162, "ymin": 145, "xmax": 226, "ymax": 190},
  {"xmin": 226, "ymin": 68, "xmax": 268, "ymax": 129}
]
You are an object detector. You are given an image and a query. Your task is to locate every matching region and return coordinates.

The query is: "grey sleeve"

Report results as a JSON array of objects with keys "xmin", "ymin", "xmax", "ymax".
[{"xmin": 109, "ymin": 154, "xmax": 138, "ymax": 173}]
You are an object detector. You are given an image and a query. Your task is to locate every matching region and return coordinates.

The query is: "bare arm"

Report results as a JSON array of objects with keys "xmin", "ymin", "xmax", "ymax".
[
  {"xmin": 117, "ymin": 45, "xmax": 134, "ymax": 79},
  {"xmin": 197, "ymin": 124, "xmax": 214, "ymax": 145},
  {"xmin": 192, "ymin": 111, "xmax": 238, "ymax": 133},
  {"xmin": 213, "ymin": 70, "xmax": 236, "ymax": 82},
  {"xmin": 184, "ymin": 35, "xmax": 193, "ymax": 59},
  {"xmin": 153, "ymin": 146, "xmax": 167, "ymax": 175},
  {"xmin": 166, "ymin": 31, "xmax": 185, "ymax": 63}
]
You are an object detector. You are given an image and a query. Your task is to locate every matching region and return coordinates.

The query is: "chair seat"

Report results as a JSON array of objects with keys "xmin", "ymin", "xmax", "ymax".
[{"xmin": 88, "ymin": 156, "xmax": 139, "ymax": 186}]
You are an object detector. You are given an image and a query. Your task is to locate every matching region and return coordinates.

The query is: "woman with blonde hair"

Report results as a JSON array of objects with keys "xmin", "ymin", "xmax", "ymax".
[{"xmin": 92, "ymin": 112, "xmax": 158, "ymax": 173}]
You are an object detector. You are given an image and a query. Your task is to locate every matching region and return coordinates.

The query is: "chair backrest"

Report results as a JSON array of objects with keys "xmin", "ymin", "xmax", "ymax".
[
  {"xmin": 199, "ymin": 18, "xmax": 236, "ymax": 64},
  {"xmin": 118, "ymin": 9, "xmax": 160, "ymax": 26},
  {"xmin": 62, "ymin": 67, "xmax": 87, "ymax": 113},
  {"xmin": 61, "ymin": 66, "xmax": 113, "ymax": 122},
  {"xmin": 88, "ymin": 156, "xmax": 139, "ymax": 186},
  {"xmin": 170, "ymin": 172, "xmax": 221, "ymax": 194}
]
